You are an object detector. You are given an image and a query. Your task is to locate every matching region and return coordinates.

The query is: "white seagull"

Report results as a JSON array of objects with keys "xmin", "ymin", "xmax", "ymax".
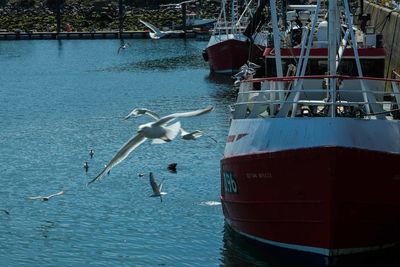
[
  {"xmin": 180, "ymin": 128, "xmax": 203, "ymax": 140},
  {"xmin": 125, "ymin": 108, "xmax": 160, "ymax": 120},
  {"xmin": 87, "ymin": 105, "xmax": 213, "ymax": 186},
  {"xmin": 139, "ymin": 19, "xmax": 184, "ymax": 39},
  {"xmin": 180, "ymin": 127, "xmax": 218, "ymax": 143},
  {"xmin": 126, "ymin": 112, "xmax": 210, "ymax": 141},
  {"xmin": 28, "ymin": 191, "xmax": 64, "ymax": 201},
  {"xmin": 149, "ymin": 172, "xmax": 166, "ymax": 202}
]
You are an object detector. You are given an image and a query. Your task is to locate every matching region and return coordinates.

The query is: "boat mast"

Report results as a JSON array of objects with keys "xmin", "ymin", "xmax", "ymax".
[
  {"xmin": 328, "ymin": 0, "xmax": 337, "ymax": 117},
  {"xmin": 269, "ymin": 0, "xmax": 284, "ymax": 83},
  {"xmin": 232, "ymin": 0, "xmax": 237, "ymax": 33}
]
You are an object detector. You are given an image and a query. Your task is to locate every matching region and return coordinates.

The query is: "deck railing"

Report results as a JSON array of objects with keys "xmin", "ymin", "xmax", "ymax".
[{"xmin": 232, "ymin": 75, "xmax": 400, "ymax": 120}]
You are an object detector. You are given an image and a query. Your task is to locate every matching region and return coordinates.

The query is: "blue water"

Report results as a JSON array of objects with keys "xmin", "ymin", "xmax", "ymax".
[
  {"xmin": 2, "ymin": 39, "xmax": 400, "ymax": 267},
  {"xmin": 0, "ymin": 39, "xmax": 236, "ymax": 266}
]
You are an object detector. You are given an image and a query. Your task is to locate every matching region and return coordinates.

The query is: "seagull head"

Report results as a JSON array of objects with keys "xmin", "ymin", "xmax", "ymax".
[{"xmin": 137, "ymin": 123, "xmax": 151, "ymax": 134}]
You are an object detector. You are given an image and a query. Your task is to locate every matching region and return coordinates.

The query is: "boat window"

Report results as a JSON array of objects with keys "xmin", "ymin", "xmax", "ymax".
[{"xmin": 337, "ymin": 59, "xmax": 385, "ymax": 78}]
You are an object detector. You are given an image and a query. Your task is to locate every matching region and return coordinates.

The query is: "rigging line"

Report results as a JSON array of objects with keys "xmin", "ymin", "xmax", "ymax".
[
  {"xmin": 385, "ymin": 14, "xmax": 399, "ymax": 79},
  {"xmin": 365, "ymin": 108, "xmax": 400, "ymax": 116},
  {"xmin": 375, "ymin": 10, "xmax": 394, "ymax": 33}
]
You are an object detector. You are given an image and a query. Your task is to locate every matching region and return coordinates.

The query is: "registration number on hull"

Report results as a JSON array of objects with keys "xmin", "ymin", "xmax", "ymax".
[{"xmin": 223, "ymin": 171, "xmax": 238, "ymax": 194}]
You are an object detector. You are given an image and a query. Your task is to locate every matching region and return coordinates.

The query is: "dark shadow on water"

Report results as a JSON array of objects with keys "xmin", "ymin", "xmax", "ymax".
[
  {"xmin": 134, "ymin": 54, "xmax": 207, "ymax": 71},
  {"xmin": 100, "ymin": 54, "xmax": 207, "ymax": 72},
  {"xmin": 205, "ymin": 74, "xmax": 238, "ymax": 104},
  {"xmin": 37, "ymin": 220, "xmax": 56, "ymax": 239},
  {"xmin": 220, "ymin": 223, "xmax": 400, "ymax": 267},
  {"xmin": 206, "ymin": 72, "xmax": 234, "ymax": 85}
]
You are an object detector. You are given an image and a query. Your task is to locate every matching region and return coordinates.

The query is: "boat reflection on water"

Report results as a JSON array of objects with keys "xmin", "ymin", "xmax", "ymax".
[
  {"xmin": 205, "ymin": 72, "xmax": 235, "ymax": 85},
  {"xmin": 205, "ymin": 73, "xmax": 238, "ymax": 104},
  {"xmin": 220, "ymin": 223, "xmax": 400, "ymax": 267}
]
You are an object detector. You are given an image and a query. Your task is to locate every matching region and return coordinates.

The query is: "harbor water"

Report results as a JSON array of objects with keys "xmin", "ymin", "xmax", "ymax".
[
  {"xmin": 1, "ymin": 39, "xmax": 400, "ymax": 267},
  {"xmin": 0, "ymin": 39, "xmax": 233, "ymax": 266}
]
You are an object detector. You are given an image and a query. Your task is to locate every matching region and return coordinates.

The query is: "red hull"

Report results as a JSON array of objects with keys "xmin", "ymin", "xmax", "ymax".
[
  {"xmin": 205, "ymin": 39, "xmax": 264, "ymax": 74},
  {"xmin": 221, "ymin": 146, "xmax": 400, "ymax": 255}
]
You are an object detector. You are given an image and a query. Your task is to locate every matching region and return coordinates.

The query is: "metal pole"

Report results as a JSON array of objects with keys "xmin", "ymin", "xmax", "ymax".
[
  {"xmin": 269, "ymin": 0, "xmax": 284, "ymax": 115},
  {"xmin": 328, "ymin": 0, "xmax": 337, "ymax": 117},
  {"xmin": 281, "ymin": 0, "xmax": 287, "ymax": 31},
  {"xmin": 119, "ymin": 0, "xmax": 124, "ymax": 39},
  {"xmin": 182, "ymin": 2, "xmax": 187, "ymax": 38},
  {"xmin": 56, "ymin": 0, "xmax": 61, "ymax": 35}
]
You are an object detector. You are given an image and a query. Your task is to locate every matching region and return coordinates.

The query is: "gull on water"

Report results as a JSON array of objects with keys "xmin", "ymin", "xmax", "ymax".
[
  {"xmin": 87, "ymin": 105, "xmax": 213, "ymax": 186},
  {"xmin": 89, "ymin": 149, "xmax": 94, "ymax": 159},
  {"xmin": 149, "ymin": 172, "xmax": 166, "ymax": 202},
  {"xmin": 28, "ymin": 191, "xmax": 64, "ymax": 201},
  {"xmin": 167, "ymin": 163, "xmax": 177, "ymax": 173},
  {"xmin": 83, "ymin": 161, "xmax": 89, "ymax": 173},
  {"xmin": 118, "ymin": 41, "xmax": 130, "ymax": 53},
  {"xmin": 0, "ymin": 209, "xmax": 10, "ymax": 215}
]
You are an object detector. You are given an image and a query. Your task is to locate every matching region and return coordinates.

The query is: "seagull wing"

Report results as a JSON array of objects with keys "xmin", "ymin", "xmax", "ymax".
[
  {"xmin": 88, "ymin": 133, "xmax": 147, "ymax": 186},
  {"xmin": 28, "ymin": 196, "xmax": 44, "ymax": 200},
  {"xmin": 187, "ymin": 130, "xmax": 203, "ymax": 139},
  {"xmin": 154, "ymin": 105, "xmax": 214, "ymax": 126},
  {"xmin": 158, "ymin": 178, "xmax": 165, "ymax": 192},
  {"xmin": 139, "ymin": 19, "xmax": 164, "ymax": 36},
  {"xmin": 149, "ymin": 173, "xmax": 160, "ymax": 195},
  {"xmin": 47, "ymin": 191, "xmax": 64, "ymax": 199},
  {"xmin": 163, "ymin": 121, "xmax": 181, "ymax": 141},
  {"xmin": 125, "ymin": 108, "xmax": 160, "ymax": 120},
  {"xmin": 180, "ymin": 127, "xmax": 189, "ymax": 136}
]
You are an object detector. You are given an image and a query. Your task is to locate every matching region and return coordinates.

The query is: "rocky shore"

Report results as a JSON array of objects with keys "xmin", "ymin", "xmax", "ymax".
[{"xmin": 0, "ymin": 0, "xmax": 220, "ymax": 32}]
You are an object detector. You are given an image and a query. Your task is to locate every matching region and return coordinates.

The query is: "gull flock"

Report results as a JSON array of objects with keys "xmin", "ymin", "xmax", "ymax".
[
  {"xmin": 0, "ymin": 105, "xmax": 216, "ymax": 215},
  {"xmin": 87, "ymin": 105, "xmax": 214, "ymax": 186}
]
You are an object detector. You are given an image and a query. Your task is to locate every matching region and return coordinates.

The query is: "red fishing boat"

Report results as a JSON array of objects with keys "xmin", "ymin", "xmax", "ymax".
[
  {"xmin": 221, "ymin": 0, "xmax": 400, "ymax": 263},
  {"xmin": 203, "ymin": 0, "xmax": 268, "ymax": 74}
]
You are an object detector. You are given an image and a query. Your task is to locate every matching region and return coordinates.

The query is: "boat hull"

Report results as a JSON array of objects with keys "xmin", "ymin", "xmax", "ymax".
[
  {"xmin": 221, "ymin": 118, "xmax": 400, "ymax": 257},
  {"xmin": 204, "ymin": 38, "xmax": 264, "ymax": 74}
]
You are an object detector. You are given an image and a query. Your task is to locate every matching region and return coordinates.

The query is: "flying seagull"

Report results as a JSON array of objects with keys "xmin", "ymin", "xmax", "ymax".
[
  {"xmin": 125, "ymin": 108, "xmax": 160, "ymax": 120},
  {"xmin": 180, "ymin": 127, "xmax": 218, "ymax": 143},
  {"xmin": 180, "ymin": 128, "xmax": 203, "ymax": 140},
  {"xmin": 127, "ymin": 111, "xmax": 216, "ymax": 142},
  {"xmin": 139, "ymin": 19, "xmax": 184, "ymax": 39},
  {"xmin": 87, "ymin": 105, "xmax": 213, "ymax": 186},
  {"xmin": 160, "ymin": 0, "xmax": 195, "ymax": 9},
  {"xmin": 149, "ymin": 172, "xmax": 166, "ymax": 202},
  {"xmin": 28, "ymin": 191, "xmax": 64, "ymax": 201}
]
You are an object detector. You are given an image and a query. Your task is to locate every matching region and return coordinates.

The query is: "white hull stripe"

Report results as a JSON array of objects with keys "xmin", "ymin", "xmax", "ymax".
[{"xmin": 229, "ymin": 223, "xmax": 397, "ymax": 256}]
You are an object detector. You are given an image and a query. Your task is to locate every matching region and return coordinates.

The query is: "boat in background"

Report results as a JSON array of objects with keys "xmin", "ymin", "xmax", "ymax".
[
  {"xmin": 221, "ymin": 0, "xmax": 400, "ymax": 264},
  {"xmin": 203, "ymin": 0, "xmax": 268, "ymax": 75},
  {"xmin": 186, "ymin": 13, "xmax": 216, "ymax": 28}
]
